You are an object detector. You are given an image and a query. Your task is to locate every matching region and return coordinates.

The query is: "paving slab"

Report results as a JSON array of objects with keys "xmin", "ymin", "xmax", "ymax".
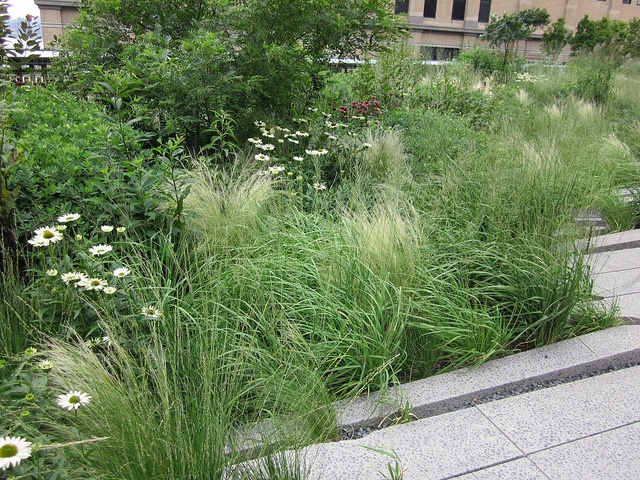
[
  {"xmin": 591, "ymin": 268, "xmax": 640, "ymax": 298},
  {"xmin": 529, "ymin": 422, "xmax": 640, "ymax": 480},
  {"xmin": 475, "ymin": 365, "xmax": 640, "ymax": 454},
  {"xmin": 303, "ymin": 408, "xmax": 524, "ymax": 480},
  {"xmin": 581, "ymin": 228, "xmax": 640, "ymax": 253},
  {"xmin": 456, "ymin": 458, "xmax": 548, "ymax": 480},
  {"xmin": 587, "ymin": 246, "xmax": 640, "ymax": 274}
]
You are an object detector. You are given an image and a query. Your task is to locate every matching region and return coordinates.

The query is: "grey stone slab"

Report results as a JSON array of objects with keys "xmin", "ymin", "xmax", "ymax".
[
  {"xmin": 457, "ymin": 458, "xmax": 549, "ymax": 479},
  {"xmin": 338, "ymin": 336, "xmax": 598, "ymax": 427},
  {"xmin": 304, "ymin": 408, "xmax": 523, "ymax": 480},
  {"xmin": 583, "ymin": 228, "xmax": 640, "ymax": 253},
  {"xmin": 530, "ymin": 422, "xmax": 640, "ymax": 480},
  {"xmin": 587, "ymin": 247, "xmax": 640, "ymax": 274},
  {"xmin": 476, "ymin": 366, "xmax": 640, "ymax": 453},
  {"xmin": 591, "ymin": 268, "xmax": 640, "ymax": 298},
  {"xmin": 578, "ymin": 324, "xmax": 640, "ymax": 358}
]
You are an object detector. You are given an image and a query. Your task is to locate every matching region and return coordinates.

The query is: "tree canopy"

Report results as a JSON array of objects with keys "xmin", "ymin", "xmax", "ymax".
[
  {"xmin": 52, "ymin": 0, "xmax": 406, "ymax": 147},
  {"xmin": 482, "ymin": 8, "xmax": 550, "ymax": 66}
]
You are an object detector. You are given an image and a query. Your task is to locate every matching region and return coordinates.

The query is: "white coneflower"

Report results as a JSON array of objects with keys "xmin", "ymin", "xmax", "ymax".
[
  {"xmin": 295, "ymin": 130, "xmax": 309, "ymax": 137},
  {"xmin": 61, "ymin": 272, "xmax": 89, "ymax": 285},
  {"xmin": 57, "ymin": 213, "xmax": 81, "ymax": 223},
  {"xmin": 0, "ymin": 436, "xmax": 32, "ymax": 471},
  {"xmin": 100, "ymin": 225, "xmax": 114, "ymax": 233},
  {"xmin": 267, "ymin": 165, "xmax": 285, "ymax": 175},
  {"xmin": 79, "ymin": 278, "xmax": 108, "ymax": 291},
  {"xmin": 113, "ymin": 267, "xmax": 131, "ymax": 278},
  {"xmin": 287, "ymin": 138, "xmax": 299, "ymax": 144},
  {"xmin": 141, "ymin": 305, "xmax": 162, "ymax": 318},
  {"xmin": 28, "ymin": 226, "xmax": 63, "ymax": 246},
  {"xmin": 256, "ymin": 143, "xmax": 275, "ymax": 151},
  {"xmin": 38, "ymin": 359, "xmax": 54, "ymax": 370},
  {"xmin": 248, "ymin": 136, "xmax": 262, "ymax": 144},
  {"xmin": 255, "ymin": 153, "xmax": 270, "ymax": 162},
  {"xmin": 89, "ymin": 244, "xmax": 113, "ymax": 256},
  {"xmin": 56, "ymin": 391, "xmax": 92, "ymax": 411}
]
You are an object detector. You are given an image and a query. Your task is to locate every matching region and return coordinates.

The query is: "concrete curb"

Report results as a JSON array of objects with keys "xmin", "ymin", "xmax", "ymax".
[{"xmin": 337, "ymin": 325, "xmax": 640, "ymax": 430}]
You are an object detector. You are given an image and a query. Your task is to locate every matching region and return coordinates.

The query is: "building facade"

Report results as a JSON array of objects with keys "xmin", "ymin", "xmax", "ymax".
[
  {"xmin": 396, "ymin": 0, "xmax": 640, "ymax": 59},
  {"xmin": 33, "ymin": 0, "xmax": 79, "ymax": 46},
  {"xmin": 33, "ymin": 0, "xmax": 640, "ymax": 58}
]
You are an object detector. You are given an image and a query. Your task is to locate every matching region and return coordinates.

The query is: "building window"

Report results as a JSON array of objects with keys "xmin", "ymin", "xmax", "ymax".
[
  {"xmin": 622, "ymin": 0, "xmax": 630, "ymax": 4},
  {"xmin": 451, "ymin": 0, "xmax": 467, "ymax": 21},
  {"xmin": 478, "ymin": 0, "xmax": 491, "ymax": 22},
  {"xmin": 424, "ymin": 0, "xmax": 437, "ymax": 18},
  {"xmin": 395, "ymin": 0, "xmax": 409, "ymax": 14}
]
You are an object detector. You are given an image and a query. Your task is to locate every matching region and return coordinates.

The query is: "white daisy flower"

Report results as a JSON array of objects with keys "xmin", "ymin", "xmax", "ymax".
[
  {"xmin": 267, "ymin": 165, "xmax": 285, "ymax": 175},
  {"xmin": 56, "ymin": 225, "xmax": 67, "ymax": 232},
  {"xmin": 46, "ymin": 268, "xmax": 58, "ymax": 276},
  {"xmin": 116, "ymin": 226, "xmax": 127, "ymax": 233},
  {"xmin": 313, "ymin": 182, "xmax": 327, "ymax": 191},
  {"xmin": 100, "ymin": 225, "xmax": 114, "ymax": 233},
  {"xmin": 79, "ymin": 278, "xmax": 108, "ymax": 291},
  {"xmin": 103, "ymin": 286, "xmax": 117, "ymax": 295},
  {"xmin": 113, "ymin": 267, "xmax": 131, "ymax": 278},
  {"xmin": 61, "ymin": 272, "xmax": 89, "ymax": 285},
  {"xmin": 57, "ymin": 213, "xmax": 81, "ymax": 223},
  {"xmin": 255, "ymin": 153, "xmax": 270, "ymax": 162},
  {"xmin": 0, "ymin": 436, "xmax": 32, "ymax": 471},
  {"xmin": 293, "ymin": 156, "xmax": 304, "ymax": 162},
  {"xmin": 295, "ymin": 130, "xmax": 309, "ymax": 137},
  {"xmin": 254, "ymin": 120, "xmax": 266, "ymax": 128},
  {"xmin": 89, "ymin": 244, "xmax": 113, "ymax": 256},
  {"xmin": 56, "ymin": 391, "xmax": 92, "ymax": 411},
  {"xmin": 141, "ymin": 305, "xmax": 162, "ymax": 318},
  {"xmin": 29, "ymin": 226, "xmax": 64, "ymax": 246},
  {"xmin": 287, "ymin": 138, "xmax": 299, "ymax": 144},
  {"xmin": 38, "ymin": 360, "xmax": 54, "ymax": 370},
  {"xmin": 257, "ymin": 143, "xmax": 275, "ymax": 151},
  {"xmin": 248, "ymin": 136, "xmax": 262, "ymax": 144}
]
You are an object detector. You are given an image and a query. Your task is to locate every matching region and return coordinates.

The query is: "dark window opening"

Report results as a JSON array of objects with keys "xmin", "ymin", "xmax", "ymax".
[
  {"xmin": 395, "ymin": 0, "xmax": 409, "ymax": 14},
  {"xmin": 622, "ymin": 0, "xmax": 631, "ymax": 4},
  {"xmin": 424, "ymin": 0, "xmax": 437, "ymax": 18},
  {"xmin": 451, "ymin": 0, "xmax": 467, "ymax": 21},
  {"xmin": 478, "ymin": 0, "xmax": 491, "ymax": 23}
]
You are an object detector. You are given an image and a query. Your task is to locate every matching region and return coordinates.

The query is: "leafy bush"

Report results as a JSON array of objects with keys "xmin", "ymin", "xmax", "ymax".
[
  {"xmin": 8, "ymin": 87, "xmax": 181, "ymax": 247},
  {"xmin": 457, "ymin": 47, "xmax": 503, "ymax": 76}
]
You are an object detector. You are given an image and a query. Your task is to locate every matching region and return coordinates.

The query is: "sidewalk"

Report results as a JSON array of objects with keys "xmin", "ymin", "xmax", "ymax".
[{"xmin": 286, "ymin": 230, "xmax": 640, "ymax": 479}]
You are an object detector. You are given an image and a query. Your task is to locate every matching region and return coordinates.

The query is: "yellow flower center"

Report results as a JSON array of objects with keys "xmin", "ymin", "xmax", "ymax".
[
  {"xmin": 43, "ymin": 230, "xmax": 55, "ymax": 239},
  {"xmin": 69, "ymin": 395, "xmax": 81, "ymax": 404},
  {"xmin": 0, "ymin": 444, "xmax": 18, "ymax": 458}
]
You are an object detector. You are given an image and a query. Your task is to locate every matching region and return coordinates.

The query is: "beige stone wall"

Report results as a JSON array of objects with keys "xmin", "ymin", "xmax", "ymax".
[
  {"xmin": 405, "ymin": 0, "xmax": 640, "ymax": 55},
  {"xmin": 34, "ymin": 1, "xmax": 79, "ymax": 47}
]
